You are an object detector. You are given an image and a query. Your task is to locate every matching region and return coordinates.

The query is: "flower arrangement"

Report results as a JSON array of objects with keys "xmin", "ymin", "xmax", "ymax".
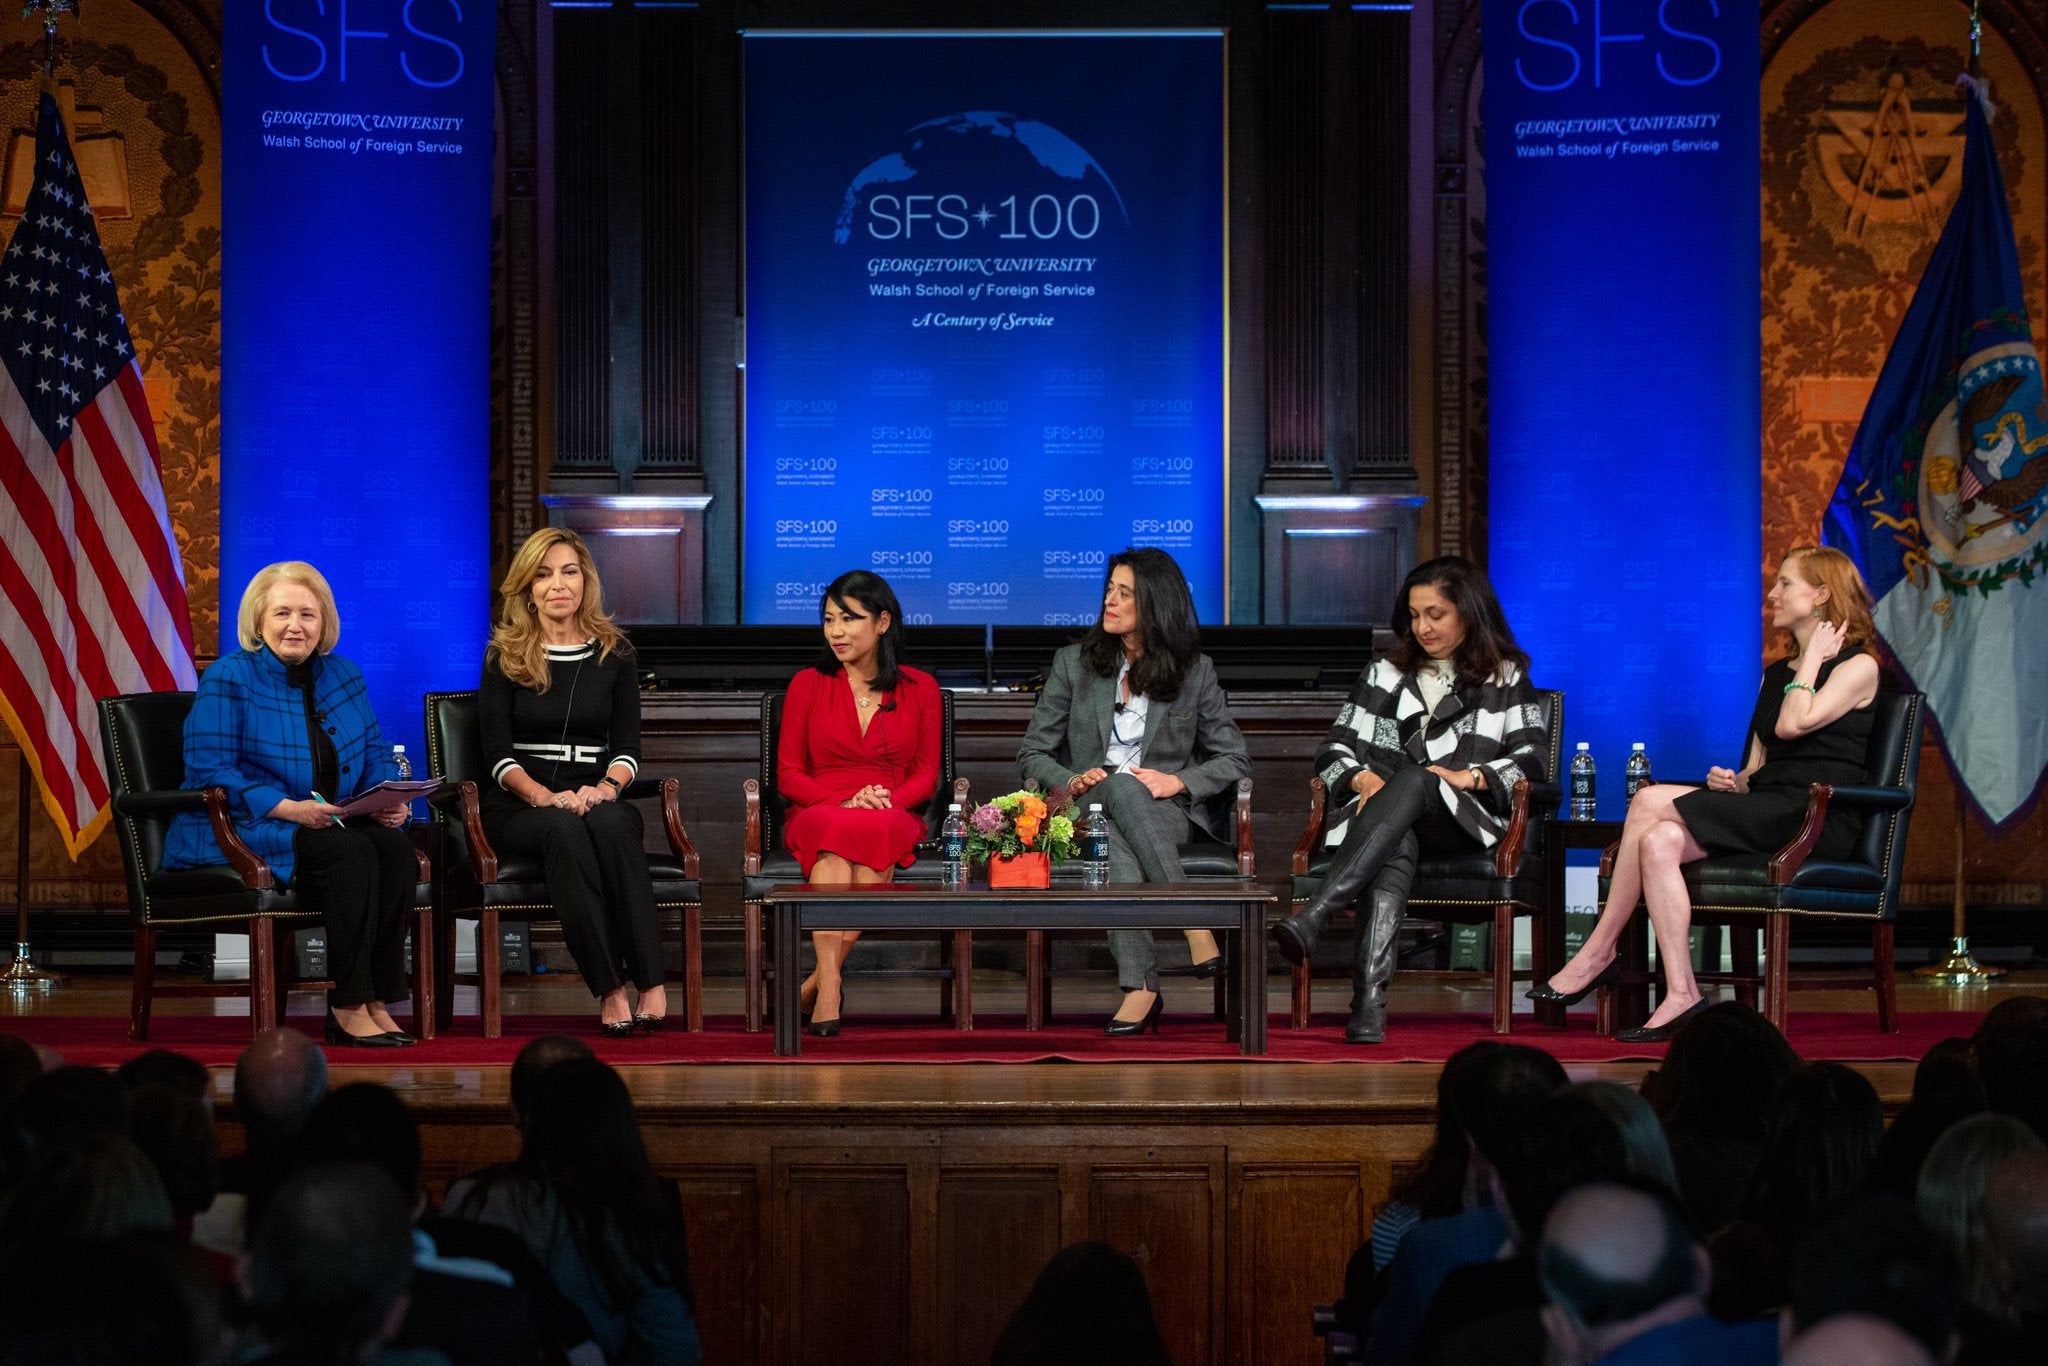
[{"xmin": 964, "ymin": 786, "xmax": 1079, "ymax": 864}]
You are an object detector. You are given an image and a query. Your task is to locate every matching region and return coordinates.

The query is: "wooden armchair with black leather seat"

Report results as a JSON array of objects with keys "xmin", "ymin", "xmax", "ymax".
[
  {"xmin": 423, "ymin": 689, "xmax": 704, "ymax": 1037},
  {"xmin": 100, "ymin": 691, "xmax": 435, "ymax": 1041},
  {"xmin": 1594, "ymin": 689, "xmax": 1925, "ymax": 1035},
  {"xmin": 1282, "ymin": 689, "xmax": 1566, "ymax": 1035},
  {"xmin": 740, "ymin": 687, "xmax": 969, "ymax": 1032}
]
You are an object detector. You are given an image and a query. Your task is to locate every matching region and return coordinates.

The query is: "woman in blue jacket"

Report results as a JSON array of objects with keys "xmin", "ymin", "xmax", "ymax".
[{"xmin": 162, "ymin": 562, "xmax": 416, "ymax": 1047}]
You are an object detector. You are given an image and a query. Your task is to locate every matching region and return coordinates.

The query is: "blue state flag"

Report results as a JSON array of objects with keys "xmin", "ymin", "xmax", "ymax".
[{"xmin": 1825, "ymin": 82, "xmax": 2048, "ymax": 830}]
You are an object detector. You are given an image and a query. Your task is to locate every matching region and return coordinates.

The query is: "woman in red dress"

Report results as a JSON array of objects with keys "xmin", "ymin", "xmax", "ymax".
[{"xmin": 779, "ymin": 571, "xmax": 942, "ymax": 1035}]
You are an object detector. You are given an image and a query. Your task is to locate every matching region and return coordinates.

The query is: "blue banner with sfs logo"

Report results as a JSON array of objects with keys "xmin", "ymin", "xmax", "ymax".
[
  {"xmin": 222, "ymin": 1, "xmax": 493, "ymax": 757},
  {"xmin": 743, "ymin": 33, "xmax": 1226, "ymax": 626},
  {"xmin": 1481, "ymin": 0, "xmax": 1760, "ymax": 799}
]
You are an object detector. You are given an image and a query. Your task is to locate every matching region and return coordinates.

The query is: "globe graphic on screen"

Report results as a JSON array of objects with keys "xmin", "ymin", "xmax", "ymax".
[{"xmin": 833, "ymin": 110, "xmax": 1129, "ymax": 245}]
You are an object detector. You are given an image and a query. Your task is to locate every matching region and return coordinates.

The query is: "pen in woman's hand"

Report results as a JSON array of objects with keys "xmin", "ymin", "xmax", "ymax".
[{"xmin": 309, "ymin": 792, "xmax": 345, "ymax": 826}]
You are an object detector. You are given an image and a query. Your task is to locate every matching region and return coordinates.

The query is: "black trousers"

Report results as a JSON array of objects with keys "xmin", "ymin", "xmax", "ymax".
[
  {"xmin": 293, "ymin": 823, "xmax": 415, "ymax": 1008},
  {"xmin": 491, "ymin": 802, "xmax": 663, "ymax": 998},
  {"xmin": 1317, "ymin": 764, "xmax": 1476, "ymax": 908}
]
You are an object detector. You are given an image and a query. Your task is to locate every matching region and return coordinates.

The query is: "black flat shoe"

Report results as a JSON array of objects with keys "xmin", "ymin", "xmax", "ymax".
[
  {"xmin": 1104, "ymin": 991, "xmax": 1164, "ymax": 1037},
  {"xmin": 1187, "ymin": 955, "xmax": 1222, "ymax": 980},
  {"xmin": 325, "ymin": 1014, "xmax": 404, "ymax": 1049},
  {"xmin": 381, "ymin": 1030, "xmax": 419, "ymax": 1046},
  {"xmin": 600, "ymin": 1019, "xmax": 637, "ymax": 1040},
  {"xmin": 1614, "ymin": 998, "xmax": 1710, "ymax": 1044},
  {"xmin": 1526, "ymin": 955, "xmax": 1624, "ymax": 1006}
]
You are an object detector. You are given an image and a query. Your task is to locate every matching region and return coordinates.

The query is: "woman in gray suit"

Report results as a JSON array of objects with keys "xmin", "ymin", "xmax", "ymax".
[{"xmin": 1019, "ymin": 547, "xmax": 1252, "ymax": 1036}]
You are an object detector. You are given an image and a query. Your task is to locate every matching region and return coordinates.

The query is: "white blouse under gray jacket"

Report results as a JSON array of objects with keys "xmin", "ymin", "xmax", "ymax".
[{"xmin": 1316, "ymin": 659, "xmax": 1548, "ymax": 849}]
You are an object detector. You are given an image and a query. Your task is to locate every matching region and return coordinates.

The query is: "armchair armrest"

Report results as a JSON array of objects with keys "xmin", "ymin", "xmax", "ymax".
[
  {"xmin": 1599, "ymin": 840, "xmax": 1622, "ymax": 879},
  {"xmin": 1233, "ymin": 778, "xmax": 1255, "ymax": 875},
  {"xmin": 1492, "ymin": 779, "xmax": 1534, "ymax": 877},
  {"xmin": 1292, "ymin": 776, "xmax": 1330, "ymax": 876},
  {"xmin": 112, "ymin": 788, "xmax": 210, "ymax": 819},
  {"xmin": 1812, "ymin": 783, "xmax": 1911, "ymax": 812},
  {"xmin": 743, "ymin": 777, "xmax": 764, "ymax": 876},
  {"xmin": 654, "ymin": 777, "xmax": 700, "ymax": 877},
  {"xmin": 1768, "ymin": 783, "xmax": 1834, "ymax": 885},
  {"xmin": 427, "ymin": 779, "xmax": 498, "ymax": 883}
]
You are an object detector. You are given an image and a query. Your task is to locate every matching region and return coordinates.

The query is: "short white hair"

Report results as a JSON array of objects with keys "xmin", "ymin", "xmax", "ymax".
[{"xmin": 236, "ymin": 562, "xmax": 340, "ymax": 654}]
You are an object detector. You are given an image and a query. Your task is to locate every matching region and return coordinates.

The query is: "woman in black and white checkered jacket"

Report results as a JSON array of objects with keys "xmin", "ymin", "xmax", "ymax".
[{"xmin": 1273, "ymin": 557, "xmax": 1549, "ymax": 1043}]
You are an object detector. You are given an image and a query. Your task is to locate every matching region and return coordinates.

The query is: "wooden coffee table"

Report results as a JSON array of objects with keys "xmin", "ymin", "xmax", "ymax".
[{"xmin": 767, "ymin": 881, "xmax": 1276, "ymax": 1057}]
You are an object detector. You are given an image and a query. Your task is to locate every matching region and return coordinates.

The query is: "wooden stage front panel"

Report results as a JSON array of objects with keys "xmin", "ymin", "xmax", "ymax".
[{"xmin": 301, "ymin": 1058, "xmax": 1915, "ymax": 1366}]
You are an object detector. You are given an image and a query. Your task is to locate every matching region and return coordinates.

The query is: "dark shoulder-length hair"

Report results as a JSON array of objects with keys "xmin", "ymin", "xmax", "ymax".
[
  {"xmin": 1078, "ymin": 546, "xmax": 1201, "ymax": 702},
  {"xmin": 809, "ymin": 569, "xmax": 906, "ymax": 692},
  {"xmin": 512, "ymin": 1058, "xmax": 692, "ymax": 1309},
  {"xmin": 1385, "ymin": 555, "xmax": 1531, "ymax": 685}
]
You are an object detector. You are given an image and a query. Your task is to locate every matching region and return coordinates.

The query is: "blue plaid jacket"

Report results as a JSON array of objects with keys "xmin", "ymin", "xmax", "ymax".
[{"xmin": 161, "ymin": 648, "xmax": 398, "ymax": 886}]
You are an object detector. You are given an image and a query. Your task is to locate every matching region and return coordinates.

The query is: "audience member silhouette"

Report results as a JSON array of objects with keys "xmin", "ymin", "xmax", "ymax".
[
  {"xmin": 1965, "ymin": 1150, "xmax": 2048, "ymax": 1366},
  {"xmin": 1, "ymin": 1063, "xmax": 126, "ymax": 1182},
  {"xmin": 239, "ymin": 1159, "xmax": 426, "ymax": 1366},
  {"xmin": 987, "ymin": 1240, "xmax": 1174, "ymax": 1366},
  {"xmin": 0, "ymin": 1232, "xmax": 229, "ymax": 1366},
  {"xmin": 1537, "ymin": 1181, "xmax": 1776, "ymax": 1366},
  {"xmin": 1569, "ymin": 1081, "xmax": 1680, "ymax": 1195},
  {"xmin": 1873, "ymin": 1037, "xmax": 1985, "ymax": 1197},
  {"xmin": 1918, "ymin": 1112, "xmax": 2045, "ymax": 1352},
  {"xmin": 507, "ymin": 1032, "xmax": 595, "ymax": 1130},
  {"xmin": 1710, "ymin": 1061, "xmax": 1884, "ymax": 1318},
  {"xmin": 1786, "ymin": 1193, "xmax": 1964, "ymax": 1365},
  {"xmin": 1972, "ymin": 996, "xmax": 2048, "ymax": 1143},
  {"xmin": 1781, "ymin": 1313, "xmax": 1938, "ymax": 1366},
  {"xmin": 446, "ymin": 1058, "xmax": 699, "ymax": 1366},
  {"xmin": 118, "ymin": 1048, "xmax": 215, "ymax": 1107},
  {"xmin": 0, "ymin": 1131, "xmax": 172, "ymax": 1269},
  {"xmin": 1410, "ymin": 1088, "xmax": 1632, "ymax": 1366},
  {"xmin": 1639, "ymin": 1002, "xmax": 1800, "ymax": 1234},
  {"xmin": 227, "ymin": 1027, "xmax": 329, "ymax": 1189},
  {"xmin": 124, "ymin": 1084, "xmax": 222, "ymax": 1243},
  {"xmin": 1347, "ymin": 1043, "xmax": 1567, "ymax": 1359}
]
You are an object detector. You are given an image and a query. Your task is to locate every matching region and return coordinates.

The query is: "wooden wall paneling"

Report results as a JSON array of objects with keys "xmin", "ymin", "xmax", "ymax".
[
  {"xmin": 936, "ymin": 1167, "xmax": 1065, "ymax": 1364},
  {"xmin": 551, "ymin": 6, "xmax": 613, "ymax": 472},
  {"xmin": 675, "ymin": 1167, "xmax": 765, "ymax": 1366},
  {"xmin": 1261, "ymin": 8, "xmax": 1327, "ymax": 478},
  {"xmin": 1231, "ymin": 1167, "xmax": 1367, "ymax": 1366},
  {"xmin": 776, "ymin": 1154, "xmax": 915, "ymax": 1363},
  {"xmin": 639, "ymin": 6, "xmax": 702, "ymax": 478},
  {"xmin": 1353, "ymin": 7, "xmax": 1413, "ymax": 485},
  {"xmin": 1087, "ymin": 1155, "xmax": 1226, "ymax": 1366}
]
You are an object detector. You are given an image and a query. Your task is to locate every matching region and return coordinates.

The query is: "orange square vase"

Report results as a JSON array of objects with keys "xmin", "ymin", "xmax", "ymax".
[{"xmin": 989, "ymin": 852, "xmax": 1052, "ymax": 889}]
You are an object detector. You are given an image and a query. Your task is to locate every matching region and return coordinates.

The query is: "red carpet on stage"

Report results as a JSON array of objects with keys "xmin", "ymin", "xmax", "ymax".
[{"xmin": 3, "ymin": 1009, "xmax": 1984, "ymax": 1068}]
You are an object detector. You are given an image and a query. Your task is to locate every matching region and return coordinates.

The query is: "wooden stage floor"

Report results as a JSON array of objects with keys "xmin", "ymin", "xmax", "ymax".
[{"xmin": 6, "ymin": 968, "xmax": 2034, "ymax": 1366}]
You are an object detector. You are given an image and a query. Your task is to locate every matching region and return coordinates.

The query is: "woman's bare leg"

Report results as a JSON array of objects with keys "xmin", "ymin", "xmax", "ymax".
[
  {"xmin": 1183, "ymin": 930, "xmax": 1219, "ymax": 967},
  {"xmin": 1636, "ymin": 820, "xmax": 1711, "ymax": 1028},
  {"xmin": 804, "ymin": 854, "xmax": 856, "ymax": 1018},
  {"xmin": 1545, "ymin": 785, "xmax": 1697, "ymax": 993}
]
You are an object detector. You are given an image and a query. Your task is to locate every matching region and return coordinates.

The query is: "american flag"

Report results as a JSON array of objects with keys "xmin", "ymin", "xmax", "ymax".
[{"xmin": 0, "ymin": 91, "xmax": 196, "ymax": 857}]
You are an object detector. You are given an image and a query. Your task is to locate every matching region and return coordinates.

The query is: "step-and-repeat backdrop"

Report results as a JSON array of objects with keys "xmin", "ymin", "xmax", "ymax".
[{"xmin": 742, "ymin": 32, "xmax": 1226, "ymax": 626}]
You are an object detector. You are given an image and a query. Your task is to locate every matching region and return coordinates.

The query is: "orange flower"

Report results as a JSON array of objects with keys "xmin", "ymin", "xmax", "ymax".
[
  {"xmin": 1020, "ymin": 794, "xmax": 1047, "ymax": 821},
  {"xmin": 1016, "ymin": 816, "xmax": 1042, "ymax": 846}
]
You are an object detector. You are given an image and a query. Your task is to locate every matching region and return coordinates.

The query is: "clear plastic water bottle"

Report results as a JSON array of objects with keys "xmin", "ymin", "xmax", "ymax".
[
  {"xmin": 940, "ymin": 803, "xmax": 968, "ymax": 888},
  {"xmin": 1569, "ymin": 742, "xmax": 1597, "ymax": 820},
  {"xmin": 391, "ymin": 744, "xmax": 415, "ymax": 822},
  {"xmin": 1625, "ymin": 742, "xmax": 1653, "ymax": 803},
  {"xmin": 1080, "ymin": 803, "xmax": 1111, "ymax": 888}
]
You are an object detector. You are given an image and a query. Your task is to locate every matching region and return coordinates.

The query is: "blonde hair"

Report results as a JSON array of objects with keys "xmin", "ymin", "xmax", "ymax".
[
  {"xmin": 1780, "ymin": 544, "xmax": 1878, "ymax": 653},
  {"xmin": 486, "ymin": 528, "xmax": 627, "ymax": 691},
  {"xmin": 237, "ymin": 562, "xmax": 341, "ymax": 654}
]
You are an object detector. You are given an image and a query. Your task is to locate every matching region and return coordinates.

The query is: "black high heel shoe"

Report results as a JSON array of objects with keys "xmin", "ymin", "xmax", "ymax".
[
  {"xmin": 1104, "ymin": 991, "xmax": 1164, "ymax": 1037},
  {"xmin": 808, "ymin": 980, "xmax": 846, "ymax": 1037},
  {"xmin": 600, "ymin": 1016, "xmax": 637, "ymax": 1040},
  {"xmin": 1525, "ymin": 955, "xmax": 1624, "ymax": 1007},
  {"xmin": 1614, "ymin": 997, "xmax": 1710, "ymax": 1044},
  {"xmin": 326, "ymin": 1012, "xmax": 404, "ymax": 1049},
  {"xmin": 1187, "ymin": 955, "xmax": 1222, "ymax": 980},
  {"xmin": 633, "ymin": 1013, "xmax": 664, "ymax": 1035}
]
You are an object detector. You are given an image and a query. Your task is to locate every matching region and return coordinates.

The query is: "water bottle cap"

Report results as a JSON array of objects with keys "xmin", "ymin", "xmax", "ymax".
[
  {"xmin": 1089, "ymin": 803, "xmax": 1103, "ymax": 811},
  {"xmin": 947, "ymin": 802, "xmax": 961, "ymax": 811},
  {"xmin": 393, "ymin": 744, "xmax": 406, "ymax": 753},
  {"xmin": 1576, "ymin": 741, "xmax": 1590, "ymax": 751},
  {"xmin": 1631, "ymin": 742, "xmax": 1645, "ymax": 751}
]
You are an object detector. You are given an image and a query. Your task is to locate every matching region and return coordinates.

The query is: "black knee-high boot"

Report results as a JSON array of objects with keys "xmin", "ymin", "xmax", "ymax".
[
  {"xmin": 1347, "ymin": 837, "xmax": 1416, "ymax": 1044},
  {"xmin": 1273, "ymin": 796, "xmax": 1420, "ymax": 966}
]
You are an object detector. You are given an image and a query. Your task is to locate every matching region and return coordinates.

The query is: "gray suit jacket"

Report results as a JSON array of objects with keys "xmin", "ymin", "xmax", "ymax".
[{"xmin": 1017, "ymin": 643, "xmax": 1251, "ymax": 843}]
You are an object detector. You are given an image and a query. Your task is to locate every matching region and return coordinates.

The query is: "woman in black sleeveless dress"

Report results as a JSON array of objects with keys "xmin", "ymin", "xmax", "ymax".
[{"xmin": 1533, "ymin": 546, "xmax": 1883, "ymax": 1041}]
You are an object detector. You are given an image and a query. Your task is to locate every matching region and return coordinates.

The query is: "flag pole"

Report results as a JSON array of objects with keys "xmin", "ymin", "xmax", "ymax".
[
  {"xmin": 1912, "ymin": 0, "xmax": 2007, "ymax": 989},
  {"xmin": 1, "ymin": 0, "xmax": 76, "ymax": 993},
  {"xmin": 2, "ymin": 756, "xmax": 60, "ymax": 990}
]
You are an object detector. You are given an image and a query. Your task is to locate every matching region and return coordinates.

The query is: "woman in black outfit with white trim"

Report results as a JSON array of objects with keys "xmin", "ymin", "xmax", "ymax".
[{"xmin": 480, "ymin": 528, "xmax": 667, "ymax": 1037}]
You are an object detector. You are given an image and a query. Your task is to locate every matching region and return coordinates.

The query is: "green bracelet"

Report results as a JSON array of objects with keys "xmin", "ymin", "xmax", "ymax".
[{"xmin": 1782, "ymin": 680, "xmax": 1817, "ymax": 696}]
